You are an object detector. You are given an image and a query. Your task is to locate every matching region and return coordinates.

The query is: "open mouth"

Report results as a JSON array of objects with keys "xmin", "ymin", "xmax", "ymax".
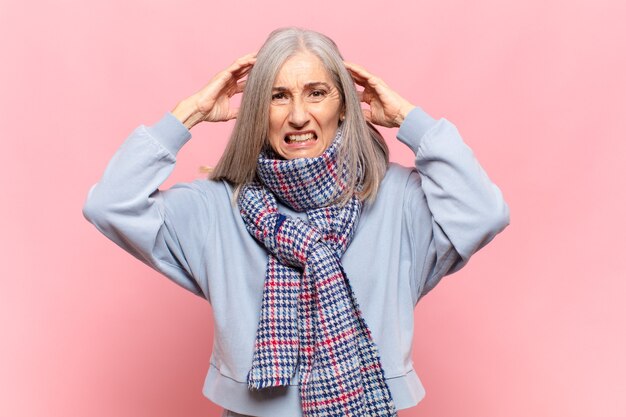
[{"xmin": 284, "ymin": 132, "xmax": 317, "ymax": 144}]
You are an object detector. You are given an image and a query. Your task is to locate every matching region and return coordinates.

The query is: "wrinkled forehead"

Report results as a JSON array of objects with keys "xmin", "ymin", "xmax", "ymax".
[{"xmin": 272, "ymin": 51, "xmax": 337, "ymax": 89}]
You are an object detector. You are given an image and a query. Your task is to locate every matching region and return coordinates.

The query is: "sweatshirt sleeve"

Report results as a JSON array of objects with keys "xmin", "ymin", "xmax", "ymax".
[
  {"xmin": 398, "ymin": 107, "xmax": 510, "ymax": 302},
  {"xmin": 82, "ymin": 112, "xmax": 211, "ymax": 298}
]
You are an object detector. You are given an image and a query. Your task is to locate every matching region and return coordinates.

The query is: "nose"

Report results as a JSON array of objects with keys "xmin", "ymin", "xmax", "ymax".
[{"xmin": 288, "ymin": 97, "xmax": 310, "ymax": 128}]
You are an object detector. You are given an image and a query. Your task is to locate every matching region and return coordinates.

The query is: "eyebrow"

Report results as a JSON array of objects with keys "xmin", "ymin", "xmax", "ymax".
[{"xmin": 272, "ymin": 82, "xmax": 332, "ymax": 91}]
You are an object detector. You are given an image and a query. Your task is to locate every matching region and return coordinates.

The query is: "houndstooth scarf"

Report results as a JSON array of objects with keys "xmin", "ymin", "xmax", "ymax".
[{"xmin": 237, "ymin": 128, "xmax": 397, "ymax": 417}]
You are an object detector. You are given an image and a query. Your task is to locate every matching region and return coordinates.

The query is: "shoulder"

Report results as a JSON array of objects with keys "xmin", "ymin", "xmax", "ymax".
[
  {"xmin": 384, "ymin": 162, "xmax": 414, "ymax": 179},
  {"xmin": 363, "ymin": 163, "xmax": 422, "ymax": 214},
  {"xmin": 380, "ymin": 163, "xmax": 421, "ymax": 194},
  {"xmin": 176, "ymin": 177, "xmax": 231, "ymax": 197},
  {"xmin": 162, "ymin": 178, "xmax": 233, "ymax": 216}
]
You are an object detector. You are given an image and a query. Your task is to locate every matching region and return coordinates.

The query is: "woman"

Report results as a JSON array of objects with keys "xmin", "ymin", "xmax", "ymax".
[{"xmin": 83, "ymin": 28, "xmax": 509, "ymax": 417}]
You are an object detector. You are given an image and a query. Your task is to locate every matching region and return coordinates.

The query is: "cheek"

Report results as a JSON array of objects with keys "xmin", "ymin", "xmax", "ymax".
[
  {"xmin": 268, "ymin": 112, "xmax": 281, "ymax": 139},
  {"xmin": 269, "ymin": 107, "xmax": 288, "ymax": 129},
  {"xmin": 320, "ymin": 108, "xmax": 341, "ymax": 129},
  {"xmin": 322, "ymin": 100, "xmax": 342, "ymax": 123}
]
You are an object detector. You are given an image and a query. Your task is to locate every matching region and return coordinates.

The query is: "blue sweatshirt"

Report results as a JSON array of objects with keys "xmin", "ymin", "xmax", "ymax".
[{"xmin": 82, "ymin": 107, "xmax": 509, "ymax": 416}]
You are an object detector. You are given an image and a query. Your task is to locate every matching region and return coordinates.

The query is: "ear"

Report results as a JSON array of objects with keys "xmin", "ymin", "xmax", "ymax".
[{"xmin": 338, "ymin": 113, "xmax": 346, "ymax": 126}]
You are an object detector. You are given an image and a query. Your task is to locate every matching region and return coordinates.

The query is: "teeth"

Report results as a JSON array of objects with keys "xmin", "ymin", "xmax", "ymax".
[{"xmin": 286, "ymin": 133, "xmax": 316, "ymax": 143}]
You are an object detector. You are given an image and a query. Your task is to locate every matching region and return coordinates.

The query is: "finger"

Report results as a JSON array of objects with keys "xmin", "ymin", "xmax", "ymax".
[
  {"xmin": 226, "ymin": 79, "xmax": 246, "ymax": 97},
  {"xmin": 231, "ymin": 59, "xmax": 257, "ymax": 83},
  {"xmin": 233, "ymin": 63, "xmax": 254, "ymax": 80},
  {"xmin": 345, "ymin": 65, "xmax": 367, "ymax": 82},
  {"xmin": 227, "ymin": 107, "xmax": 239, "ymax": 120},
  {"xmin": 238, "ymin": 52, "xmax": 257, "ymax": 61},
  {"xmin": 362, "ymin": 108, "xmax": 372, "ymax": 122},
  {"xmin": 363, "ymin": 87, "xmax": 378, "ymax": 105},
  {"xmin": 344, "ymin": 61, "xmax": 373, "ymax": 81},
  {"xmin": 226, "ymin": 54, "xmax": 257, "ymax": 76},
  {"xmin": 349, "ymin": 72, "xmax": 368, "ymax": 88},
  {"xmin": 232, "ymin": 52, "xmax": 257, "ymax": 68},
  {"xmin": 345, "ymin": 61, "xmax": 387, "ymax": 90},
  {"xmin": 357, "ymin": 89, "xmax": 371, "ymax": 104},
  {"xmin": 231, "ymin": 61, "xmax": 255, "ymax": 78},
  {"xmin": 235, "ymin": 80, "xmax": 246, "ymax": 94},
  {"xmin": 345, "ymin": 68, "xmax": 371, "ymax": 90}
]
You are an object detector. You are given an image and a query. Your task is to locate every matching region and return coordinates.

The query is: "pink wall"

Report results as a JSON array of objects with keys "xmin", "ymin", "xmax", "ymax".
[{"xmin": 1, "ymin": 0, "xmax": 624, "ymax": 416}]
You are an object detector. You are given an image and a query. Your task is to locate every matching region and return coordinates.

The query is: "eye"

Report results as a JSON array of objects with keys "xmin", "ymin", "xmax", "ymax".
[
  {"xmin": 271, "ymin": 92, "xmax": 287, "ymax": 101},
  {"xmin": 307, "ymin": 89, "xmax": 327, "ymax": 102}
]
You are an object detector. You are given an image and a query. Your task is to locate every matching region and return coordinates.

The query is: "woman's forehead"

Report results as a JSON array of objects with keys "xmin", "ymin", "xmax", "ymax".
[{"xmin": 273, "ymin": 51, "xmax": 335, "ymax": 88}]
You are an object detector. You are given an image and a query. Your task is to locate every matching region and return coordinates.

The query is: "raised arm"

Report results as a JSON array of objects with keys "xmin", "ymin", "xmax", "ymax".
[
  {"xmin": 82, "ymin": 54, "xmax": 256, "ymax": 298},
  {"xmin": 345, "ymin": 62, "xmax": 510, "ymax": 301},
  {"xmin": 398, "ymin": 108, "xmax": 509, "ymax": 300}
]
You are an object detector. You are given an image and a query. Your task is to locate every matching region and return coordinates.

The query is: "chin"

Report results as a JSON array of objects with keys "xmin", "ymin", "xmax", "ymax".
[{"xmin": 275, "ymin": 145, "xmax": 326, "ymax": 160}]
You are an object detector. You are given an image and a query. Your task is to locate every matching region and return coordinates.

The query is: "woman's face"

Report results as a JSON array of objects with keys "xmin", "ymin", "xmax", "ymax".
[{"xmin": 268, "ymin": 51, "xmax": 343, "ymax": 160}]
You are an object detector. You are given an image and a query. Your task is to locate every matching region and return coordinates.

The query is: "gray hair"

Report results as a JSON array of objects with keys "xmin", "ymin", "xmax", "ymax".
[{"xmin": 210, "ymin": 27, "xmax": 389, "ymax": 204}]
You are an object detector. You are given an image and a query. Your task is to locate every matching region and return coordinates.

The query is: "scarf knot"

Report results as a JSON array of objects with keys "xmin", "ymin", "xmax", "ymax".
[{"xmin": 238, "ymin": 190, "xmax": 324, "ymax": 269}]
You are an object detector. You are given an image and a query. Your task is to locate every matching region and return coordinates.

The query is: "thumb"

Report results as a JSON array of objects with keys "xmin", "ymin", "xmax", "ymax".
[{"xmin": 227, "ymin": 107, "xmax": 239, "ymax": 120}]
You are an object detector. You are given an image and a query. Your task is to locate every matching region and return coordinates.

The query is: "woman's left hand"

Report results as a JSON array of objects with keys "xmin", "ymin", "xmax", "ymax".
[{"xmin": 344, "ymin": 62, "xmax": 416, "ymax": 128}]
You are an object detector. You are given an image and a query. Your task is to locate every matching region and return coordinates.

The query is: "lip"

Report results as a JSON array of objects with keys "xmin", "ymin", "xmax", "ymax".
[{"xmin": 283, "ymin": 130, "xmax": 319, "ymax": 148}]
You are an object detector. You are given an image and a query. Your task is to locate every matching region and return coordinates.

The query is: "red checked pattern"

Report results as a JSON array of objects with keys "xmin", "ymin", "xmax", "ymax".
[{"xmin": 238, "ymin": 129, "xmax": 397, "ymax": 416}]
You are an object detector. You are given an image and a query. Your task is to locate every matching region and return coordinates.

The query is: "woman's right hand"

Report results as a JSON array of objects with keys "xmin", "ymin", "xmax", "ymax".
[{"xmin": 172, "ymin": 53, "xmax": 256, "ymax": 129}]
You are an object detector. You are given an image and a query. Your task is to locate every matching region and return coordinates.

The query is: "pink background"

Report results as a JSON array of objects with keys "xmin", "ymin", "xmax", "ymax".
[{"xmin": 1, "ymin": 0, "xmax": 624, "ymax": 416}]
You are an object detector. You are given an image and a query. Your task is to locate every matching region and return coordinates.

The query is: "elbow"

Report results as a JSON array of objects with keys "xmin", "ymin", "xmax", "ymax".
[
  {"xmin": 82, "ymin": 198, "xmax": 99, "ymax": 226},
  {"xmin": 490, "ymin": 198, "xmax": 510, "ymax": 234},
  {"xmin": 82, "ymin": 186, "xmax": 97, "ymax": 222},
  {"xmin": 480, "ymin": 182, "xmax": 510, "ymax": 235},
  {"xmin": 465, "ymin": 196, "xmax": 510, "ymax": 256},
  {"xmin": 82, "ymin": 185, "xmax": 110, "ymax": 230},
  {"xmin": 478, "ymin": 196, "xmax": 510, "ymax": 249}
]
